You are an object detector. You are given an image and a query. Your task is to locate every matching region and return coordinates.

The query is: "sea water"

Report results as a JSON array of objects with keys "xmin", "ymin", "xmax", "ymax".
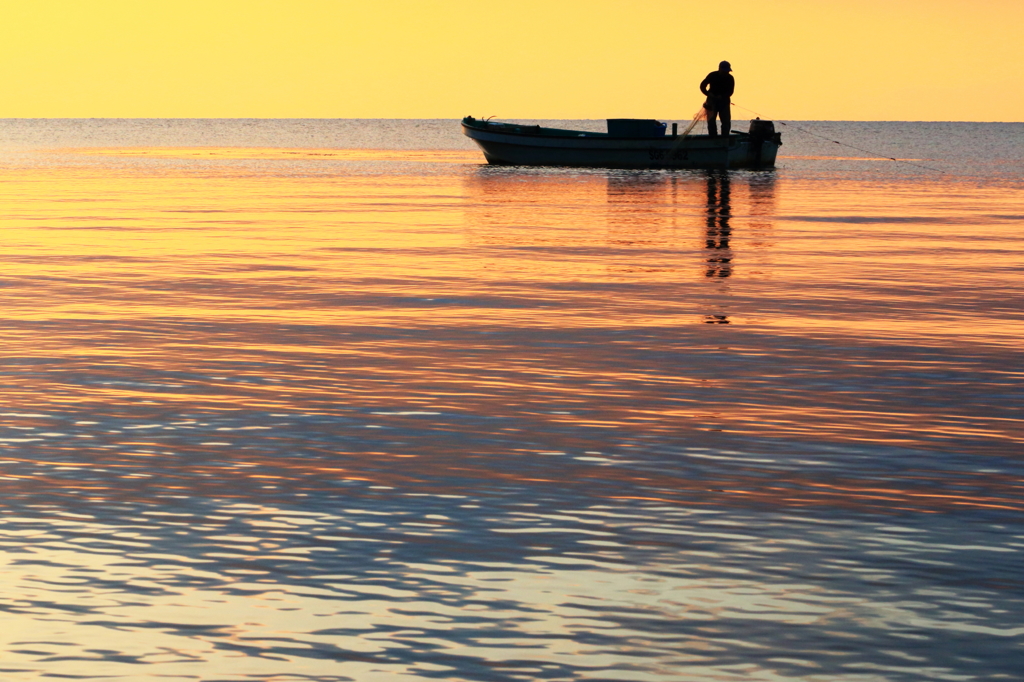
[{"xmin": 0, "ymin": 119, "xmax": 1022, "ymax": 681}]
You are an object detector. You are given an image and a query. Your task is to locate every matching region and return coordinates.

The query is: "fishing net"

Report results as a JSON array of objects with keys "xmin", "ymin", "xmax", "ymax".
[{"xmin": 679, "ymin": 106, "xmax": 707, "ymax": 137}]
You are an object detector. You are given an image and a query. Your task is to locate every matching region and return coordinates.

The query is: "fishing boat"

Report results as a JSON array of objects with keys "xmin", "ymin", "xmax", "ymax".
[{"xmin": 462, "ymin": 116, "xmax": 781, "ymax": 169}]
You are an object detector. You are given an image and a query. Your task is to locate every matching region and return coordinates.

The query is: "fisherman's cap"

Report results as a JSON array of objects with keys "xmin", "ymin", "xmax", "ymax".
[{"xmin": 720, "ymin": 60, "xmax": 732, "ymax": 71}]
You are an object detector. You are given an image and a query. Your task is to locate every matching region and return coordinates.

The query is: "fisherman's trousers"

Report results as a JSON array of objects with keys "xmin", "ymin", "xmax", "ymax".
[{"xmin": 705, "ymin": 96, "xmax": 731, "ymax": 137}]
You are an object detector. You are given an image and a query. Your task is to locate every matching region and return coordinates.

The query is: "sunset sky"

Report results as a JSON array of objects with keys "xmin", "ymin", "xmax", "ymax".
[{"xmin": 0, "ymin": 0, "xmax": 1020, "ymax": 121}]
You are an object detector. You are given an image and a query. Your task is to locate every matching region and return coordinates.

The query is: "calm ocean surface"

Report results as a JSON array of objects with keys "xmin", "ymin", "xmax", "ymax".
[{"xmin": 0, "ymin": 119, "xmax": 1022, "ymax": 681}]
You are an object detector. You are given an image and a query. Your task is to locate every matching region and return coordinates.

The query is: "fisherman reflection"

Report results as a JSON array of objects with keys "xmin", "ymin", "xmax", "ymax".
[{"xmin": 704, "ymin": 171, "xmax": 732, "ymax": 278}]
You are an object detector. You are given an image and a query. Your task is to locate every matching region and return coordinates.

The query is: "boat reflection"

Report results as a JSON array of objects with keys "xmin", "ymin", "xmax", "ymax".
[
  {"xmin": 602, "ymin": 175, "xmax": 687, "ymax": 263},
  {"xmin": 749, "ymin": 169, "xmax": 778, "ymax": 228},
  {"xmin": 462, "ymin": 168, "xmax": 777, "ymax": 287}
]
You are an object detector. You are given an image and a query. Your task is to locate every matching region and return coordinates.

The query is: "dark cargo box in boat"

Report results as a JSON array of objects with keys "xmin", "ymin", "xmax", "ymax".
[{"xmin": 607, "ymin": 119, "xmax": 667, "ymax": 137}]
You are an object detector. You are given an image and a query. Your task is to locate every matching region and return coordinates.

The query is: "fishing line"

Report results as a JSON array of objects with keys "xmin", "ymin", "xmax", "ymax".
[{"xmin": 732, "ymin": 103, "xmax": 946, "ymax": 173}]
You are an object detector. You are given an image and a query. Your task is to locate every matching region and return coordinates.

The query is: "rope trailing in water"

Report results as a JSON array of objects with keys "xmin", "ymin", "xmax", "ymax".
[{"xmin": 732, "ymin": 102, "xmax": 945, "ymax": 174}]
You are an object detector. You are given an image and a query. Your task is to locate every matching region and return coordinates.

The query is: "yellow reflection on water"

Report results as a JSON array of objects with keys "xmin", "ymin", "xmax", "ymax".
[
  {"xmin": 2, "ymin": 149, "xmax": 1024, "ymax": 512},
  {"xmin": 2, "ymin": 144, "xmax": 1023, "ymax": 682},
  {"xmin": 52, "ymin": 147, "xmax": 481, "ymax": 162}
]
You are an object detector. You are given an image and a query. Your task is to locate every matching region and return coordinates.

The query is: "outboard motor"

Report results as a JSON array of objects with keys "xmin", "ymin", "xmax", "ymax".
[
  {"xmin": 747, "ymin": 118, "xmax": 778, "ymax": 167},
  {"xmin": 749, "ymin": 118, "xmax": 775, "ymax": 140}
]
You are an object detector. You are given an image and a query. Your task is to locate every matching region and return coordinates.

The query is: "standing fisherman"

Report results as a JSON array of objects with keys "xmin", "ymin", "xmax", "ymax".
[{"xmin": 700, "ymin": 61, "xmax": 734, "ymax": 138}]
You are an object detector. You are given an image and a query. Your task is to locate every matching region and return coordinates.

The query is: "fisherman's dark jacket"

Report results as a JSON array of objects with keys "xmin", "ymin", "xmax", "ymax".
[{"xmin": 700, "ymin": 71, "xmax": 735, "ymax": 98}]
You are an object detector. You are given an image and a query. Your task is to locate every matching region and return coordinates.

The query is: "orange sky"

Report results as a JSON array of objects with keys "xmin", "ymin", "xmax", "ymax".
[{"xmin": 0, "ymin": 0, "xmax": 1020, "ymax": 120}]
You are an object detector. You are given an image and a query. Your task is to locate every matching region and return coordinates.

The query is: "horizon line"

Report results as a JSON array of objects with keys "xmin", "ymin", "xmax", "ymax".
[{"xmin": 0, "ymin": 117, "xmax": 1021, "ymax": 124}]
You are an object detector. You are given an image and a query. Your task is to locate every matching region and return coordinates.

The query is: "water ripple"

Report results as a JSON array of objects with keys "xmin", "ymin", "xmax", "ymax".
[{"xmin": 0, "ymin": 120, "xmax": 1022, "ymax": 680}]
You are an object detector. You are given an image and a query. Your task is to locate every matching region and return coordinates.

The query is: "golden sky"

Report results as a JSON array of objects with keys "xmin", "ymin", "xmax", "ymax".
[{"xmin": 0, "ymin": 0, "xmax": 1020, "ymax": 120}]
